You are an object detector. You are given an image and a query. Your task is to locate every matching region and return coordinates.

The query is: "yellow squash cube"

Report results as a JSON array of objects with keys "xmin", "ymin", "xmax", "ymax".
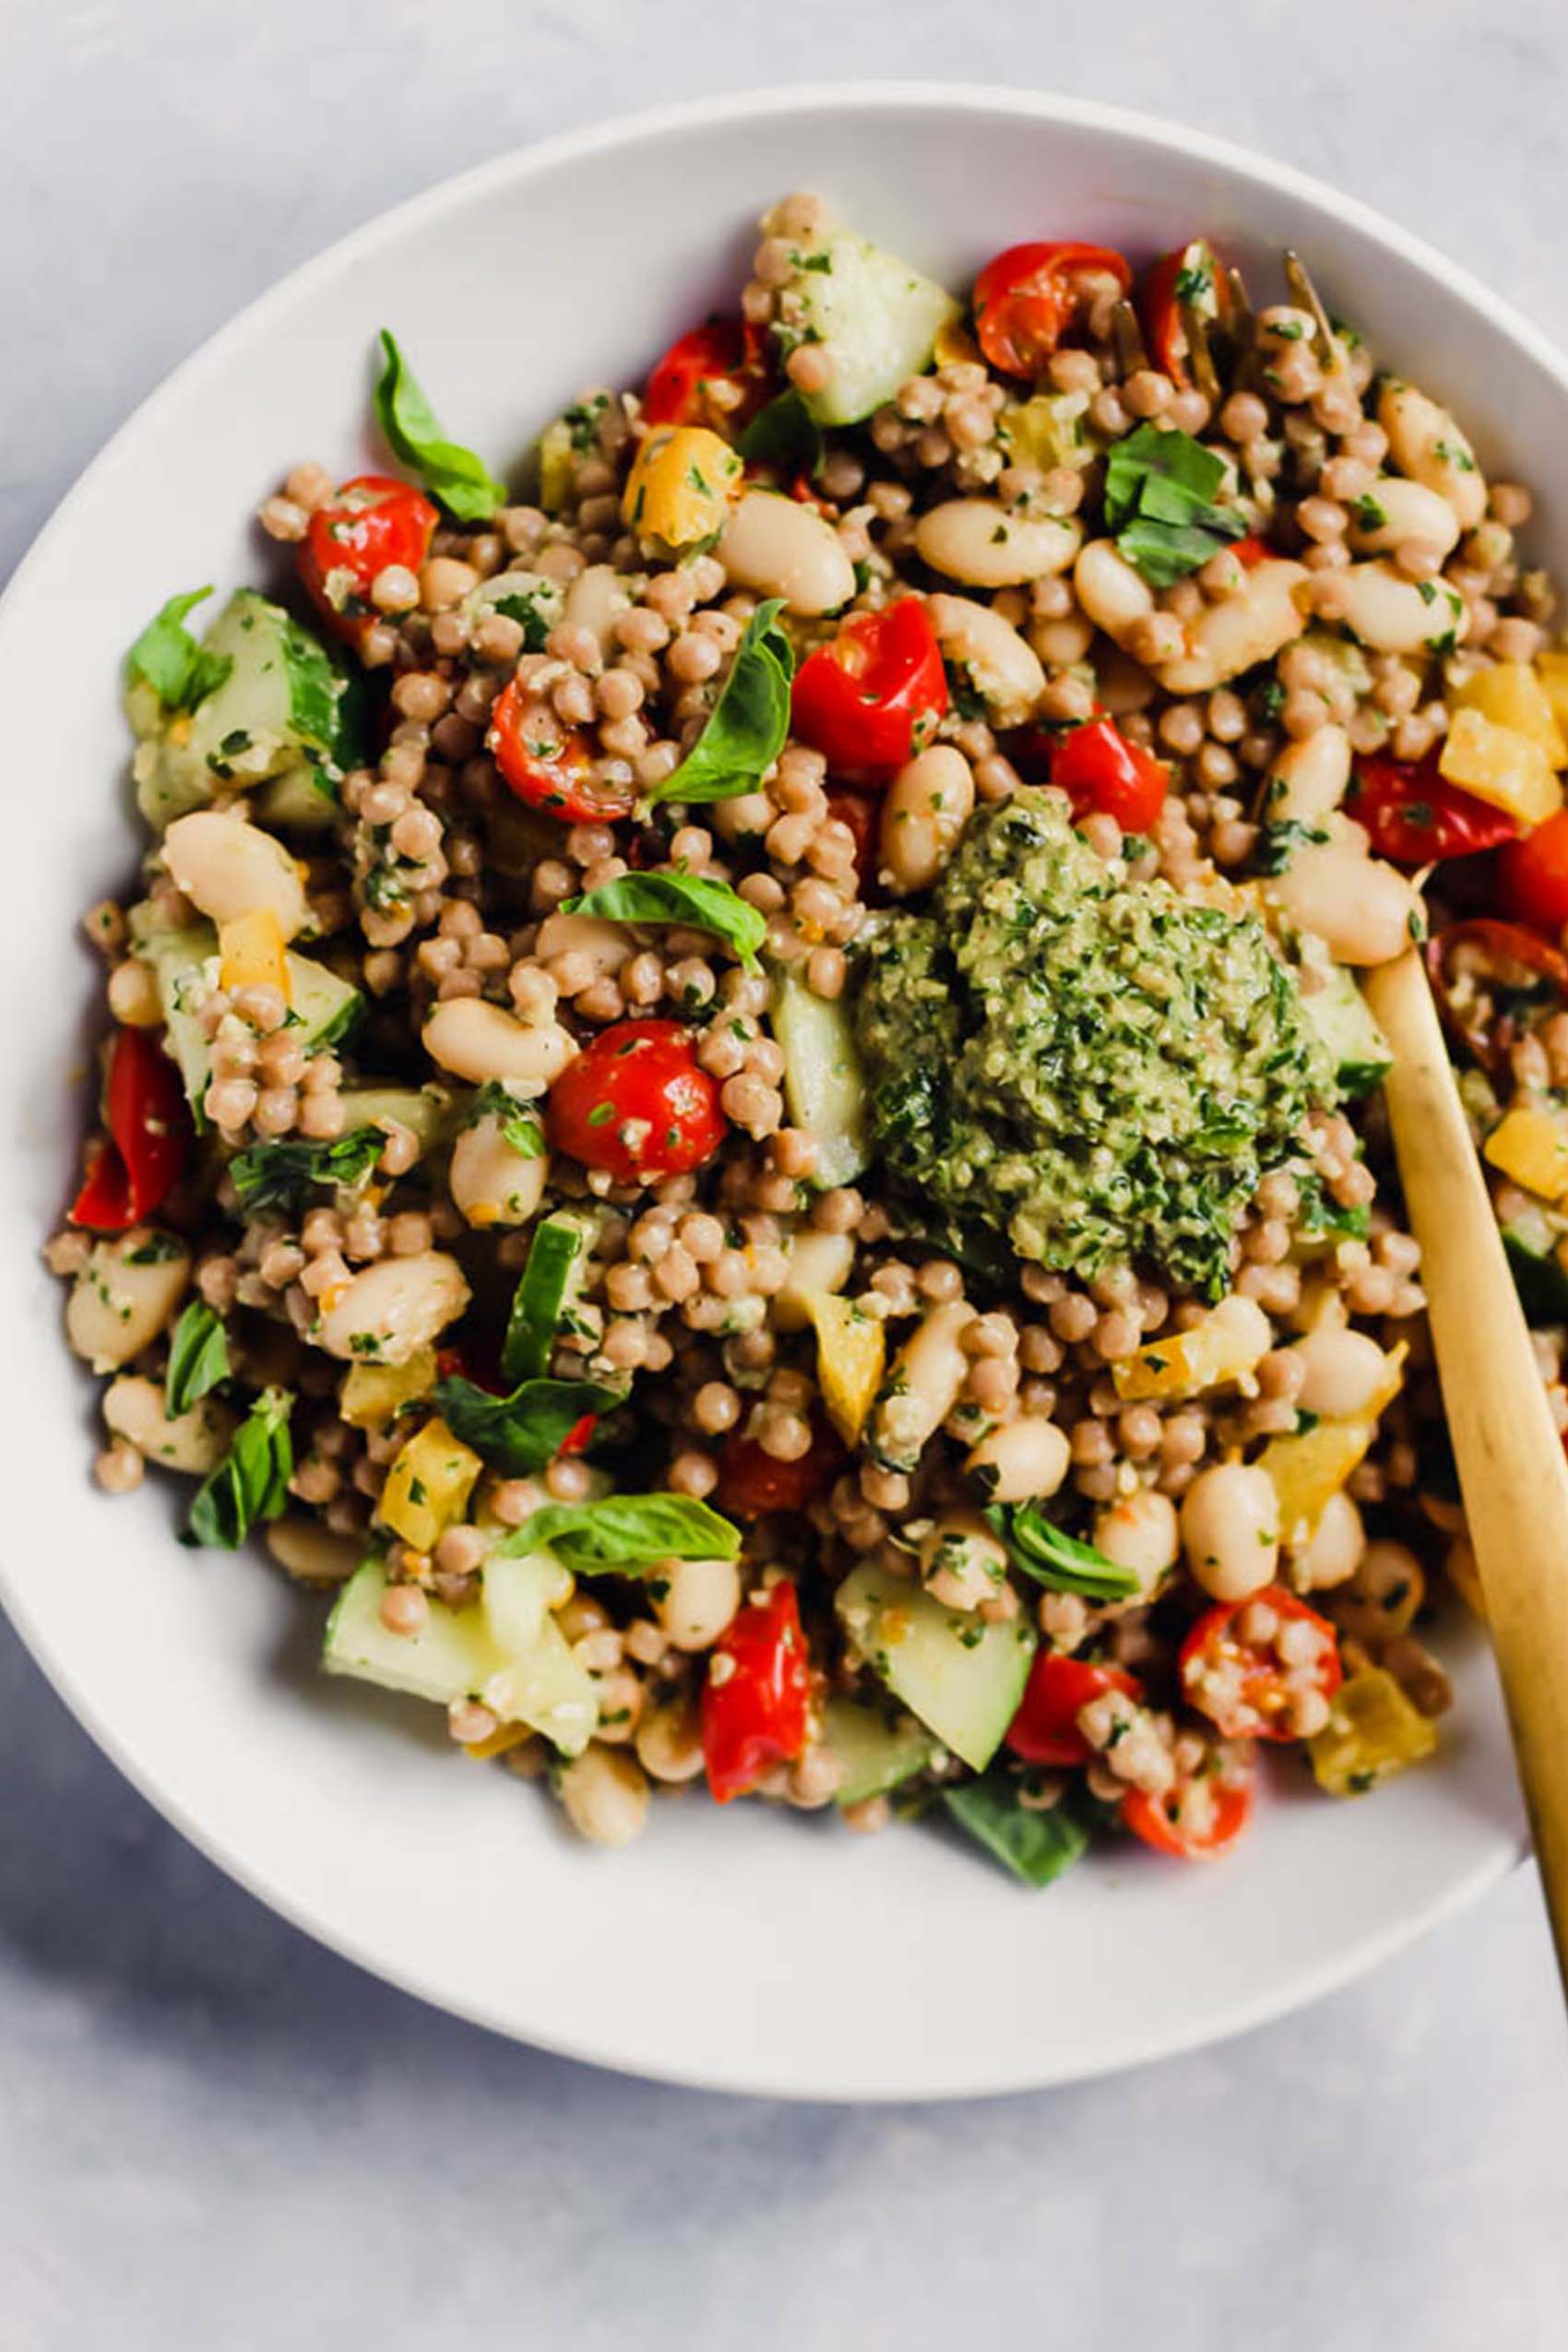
[
  {"xmin": 1258, "ymin": 1344, "xmax": 1407, "ymax": 1543},
  {"xmin": 1308, "ymin": 1667, "xmax": 1438, "ymax": 1796},
  {"xmin": 622, "ymin": 426, "xmax": 742, "ymax": 550},
  {"xmin": 1451, "ymin": 661, "xmax": 1568, "ymax": 767},
  {"xmin": 805, "ymin": 1292, "xmax": 885, "ymax": 1446},
  {"xmin": 219, "ymin": 908, "xmax": 291, "ymax": 1003},
  {"xmin": 1112, "ymin": 1297, "xmax": 1270, "ymax": 1401},
  {"xmin": 378, "ymin": 1415, "xmax": 482, "ymax": 1552},
  {"xmin": 1437, "ymin": 707, "xmax": 1562, "ymax": 826},
  {"xmin": 341, "ymin": 1347, "xmax": 437, "ymax": 1430},
  {"xmin": 1482, "ymin": 1105, "xmax": 1568, "ymax": 1200}
]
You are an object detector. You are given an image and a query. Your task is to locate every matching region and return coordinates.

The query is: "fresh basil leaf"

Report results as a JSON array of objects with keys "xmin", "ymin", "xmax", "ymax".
[
  {"xmin": 229, "ymin": 1127, "xmax": 385, "ymax": 1215},
  {"xmin": 737, "ymin": 389, "xmax": 825, "ymax": 479},
  {"xmin": 1113, "ymin": 514, "xmax": 1243, "ymax": 588},
  {"xmin": 1103, "ymin": 422, "xmax": 1229, "ymax": 528},
  {"xmin": 433, "ymin": 1374, "xmax": 624, "ymax": 1477},
  {"xmin": 646, "ymin": 598, "xmax": 794, "ymax": 806},
  {"xmin": 501, "ymin": 1218, "xmax": 587, "ymax": 1387},
  {"xmin": 183, "ymin": 1387, "xmax": 293, "ymax": 1550},
  {"xmin": 165, "ymin": 1301, "xmax": 231, "ymax": 1419},
  {"xmin": 944, "ymin": 1771, "xmax": 1091, "ymax": 1887},
  {"xmin": 563, "ymin": 872, "xmax": 766, "ymax": 971},
  {"xmin": 985, "ymin": 1504, "xmax": 1142, "ymax": 1602},
  {"xmin": 466, "ymin": 1080, "xmax": 546, "ymax": 1158},
  {"xmin": 503, "ymin": 1492, "xmax": 742, "ymax": 1572},
  {"xmin": 1103, "ymin": 422, "xmax": 1246, "ymax": 585},
  {"xmin": 373, "ymin": 329, "xmax": 506, "ymax": 524},
  {"xmin": 127, "ymin": 588, "xmax": 232, "ymax": 713}
]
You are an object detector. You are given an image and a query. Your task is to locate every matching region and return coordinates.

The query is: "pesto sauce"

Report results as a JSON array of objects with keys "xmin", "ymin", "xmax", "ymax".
[{"xmin": 855, "ymin": 790, "xmax": 1336, "ymax": 1299}]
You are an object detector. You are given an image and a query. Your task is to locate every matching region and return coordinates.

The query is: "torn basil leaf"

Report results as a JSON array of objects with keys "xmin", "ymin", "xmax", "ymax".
[
  {"xmin": 373, "ymin": 330, "xmax": 506, "ymax": 524},
  {"xmin": 432, "ymin": 1374, "xmax": 624, "ymax": 1478},
  {"xmin": 737, "ymin": 389, "xmax": 825, "ymax": 480},
  {"xmin": 985, "ymin": 1504, "xmax": 1142, "ymax": 1601},
  {"xmin": 164, "ymin": 1300, "xmax": 231, "ymax": 1420},
  {"xmin": 1103, "ymin": 423, "xmax": 1246, "ymax": 586},
  {"xmin": 230, "ymin": 1127, "xmax": 385, "ymax": 1215},
  {"xmin": 563, "ymin": 871, "xmax": 767, "ymax": 970},
  {"xmin": 503, "ymin": 1492, "xmax": 742, "ymax": 1571},
  {"xmin": 184, "ymin": 1387, "xmax": 293, "ymax": 1550},
  {"xmin": 944, "ymin": 1771, "xmax": 1092, "ymax": 1887},
  {"xmin": 127, "ymin": 588, "xmax": 232, "ymax": 713},
  {"xmin": 645, "ymin": 598, "xmax": 793, "ymax": 805}
]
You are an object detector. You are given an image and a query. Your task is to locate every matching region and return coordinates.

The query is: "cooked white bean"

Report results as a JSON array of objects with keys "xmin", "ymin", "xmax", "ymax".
[
  {"xmin": 719, "ymin": 490, "xmax": 855, "ymax": 615},
  {"xmin": 655, "ymin": 1554, "xmax": 742, "ymax": 1651},
  {"xmin": 162, "ymin": 811, "xmax": 308, "ymax": 939},
  {"xmin": 534, "ymin": 909, "xmax": 631, "ymax": 976},
  {"xmin": 423, "ymin": 998, "xmax": 576, "ymax": 1086},
  {"xmin": 634, "ymin": 1698, "xmax": 706, "ymax": 1783},
  {"xmin": 1093, "ymin": 1488, "xmax": 1180, "ymax": 1596},
  {"xmin": 773, "ymin": 1229, "xmax": 857, "ymax": 1332},
  {"xmin": 563, "ymin": 563, "xmax": 632, "ymax": 654},
  {"xmin": 558, "ymin": 1745, "xmax": 650, "ymax": 1847},
  {"xmin": 879, "ymin": 746, "xmax": 974, "ymax": 896},
  {"xmin": 965, "ymin": 1415, "xmax": 1071, "ymax": 1504},
  {"xmin": 1073, "ymin": 539, "xmax": 1156, "ymax": 648},
  {"xmin": 1156, "ymin": 559, "xmax": 1309, "ymax": 694},
  {"xmin": 102, "ymin": 1373, "xmax": 233, "ymax": 1474},
  {"xmin": 315, "ymin": 1251, "xmax": 470, "ymax": 1365},
  {"xmin": 1263, "ymin": 725, "xmax": 1352, "ymax": 827},
  {"xmin": 66, "ymin": 1233, "xmax": 190, "ymax": 1372},
  {"xmin": 1180, "ymin": 1463, "xmax": 1281, "ymax": 1601},
  {"xmin": 1289, "ymin": 1490, "xmax": 1366, "ymax": 1593},
  {"xmin": 448, "ymin": 1112, "xmax": 550, "ymax": 1229},
  {"xmin": 919, "ymin": 1510, "xmax": 1010, "ymax": 1611},
  {"xmin": 916, "ymin": 500, "xmax": 1080, "ymax": 588},
  {"xmin": 1030, "ymin": 612, "xmax": 1096, "ymax": 668},
  {"xmin": 266, "ymin": 1514, "xmax": 364, "ymax": 1584},
  {"xmin": 1378, "ymin": 380, "xmax": 1488, "ymax": 528},
  {"xmin": 1346, "ymin": 476, "xmax": 1462, "ymax": 561},
  {"xmin": 872, "ymin": 1300, "xmax": 974, "ymax": 1470},
  {"xmin": 1328, "ymin": 560, "xmax": 1468, "ymax": 657},
  {"xmin": 1292, "ymin": 1324, "xmax": 1391, "ymax": 1419},
  {"xmin": 926, "ymin": 594, "xmax": 1046, "ymax": 726},
  {"xmin": 1265, "ymin": 837, "xmax": 1420, "ymax": 967}
]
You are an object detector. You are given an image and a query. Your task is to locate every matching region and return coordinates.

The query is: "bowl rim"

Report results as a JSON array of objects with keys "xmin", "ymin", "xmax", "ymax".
[{"xmin": 0, "ymin": 78, "xmax": 1536, "ymax": 2099}]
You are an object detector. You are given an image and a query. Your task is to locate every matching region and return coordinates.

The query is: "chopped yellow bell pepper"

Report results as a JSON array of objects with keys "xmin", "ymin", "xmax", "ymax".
[
  {"xmin": 341, "ymin": 1347, "xmax": 437, "ymax": 1430},
  {"xmin": 379, "ymin": 1416, "xmax": 483, "ymax": 1552},
  {"xmin": 1482, "ymin": 1104, "xmax": 1568, "ymax": 1199},
  {"xmin": 1112, "ymin": 1296, "xmax": 1269, "ymax": 1401},
  {"xmin": 537, "ymin": 417, "xmax": 576, "ymax": 515},
  {"xmin": 805, "ymin": 1291, "xmax": 885, "ymax": 1446},
  {"xmin": 1308, "ymin": 1667, "xmax": 1438, "ymax": 1795},
  {"xmin": 1451, "ymin": 661, "xmax": 1568, "ymax": 767},
  {"xmin": 463, "ymin": 1721, "xmax": 537, "ymax": 1762},
  {"xmin": 1437, "ymin": 707, "xmax": 1562, "ymax": 826},
  {"xmin": 622, "ymin": 425, "xmax": 743, "ymax": 549},
  {"xmin": 219, "ymin": 908, "xmax": 291, "ymax": 1003},
  {"xmin": 1258, "ymin": 1343, "xmax": 1407, "ymax": 1544}
]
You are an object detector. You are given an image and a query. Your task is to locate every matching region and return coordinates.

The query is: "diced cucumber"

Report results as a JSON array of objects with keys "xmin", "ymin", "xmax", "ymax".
[
  {"xmin": 336, "ymin": 1084, "xmax": 455, "ymax": 1151},
  {"xmin": 835, "ymin": 1562, "xmax": 1036, "ymax": 1774},
  {"xmin": 1503, "ymin": 1208, "xmax": 1568, "ymax": 1324},
  {"xmin": 778, "ymin": 224, "xmax": 960, "ymax": 427},
  {"xmin": 324, "ymin": 1555, "xmax": 512, "ymax": 1706},
  {"xmin": 131, "ymin": 589, "xmax": 360, "ymax": 830},
  {"xmin": 1302, "ymin": 963, "xmax": 1392, "ymax": 1098},
  {"xmin": 140, "ymin": 921, "xmax": 362, "ymax": 1118},
  {"xmin": 822, "ymin": 1694, "xmax": 934, "ymax": 1807},
  {"xmin": 769, "ymin": 966, "xmax": 870, "ymax": 1188},
  {"xmin": 504, "ymin": 1210, "xmax": 596, "ymax": 1383},
  {"xmin": 482, "ymin": 1553, "xmax": 597, "ymax": 1757}
]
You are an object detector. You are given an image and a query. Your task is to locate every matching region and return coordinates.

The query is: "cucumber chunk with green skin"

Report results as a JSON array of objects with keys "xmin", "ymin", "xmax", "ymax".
[
  {"xmin": 1301, "ymin": 963, "xmax": 1392, "ymax": 1098},
  {"xmin": 503, "ymin": 1211, "xmax": 596, "ymax": 1384},
  {"xmin": 139, "ymin": 922, "xmax": 363, "ymax": 1119},
  {"xmin": 822, "ymin": 1695, "xmax": 935, "ymax": 1806},
  {"xmin": 777, "ymin": 227, "xmax": 960, "ymax": 427},
  {"xmin": 336, "ymin": 1084, "xmax": 454, "ymax": 1151},
  {"xmin": 835, "ymin": 1562, "xmax": 1035, "ymax": 1773},
  {"xmin": 1503, "ymin": 1212, "xmax": 1568, "ymax": 1324},
  {"xmin": 324, "ymin": 1555, "xmax": 514, "ymax": 1707},
  {"xmin": 769, "ymin": 965, "xmax": 870, "ymax": 1189},
  {"xmin": 481, "ymin": 1551, "xmax": 598, "ymax": 1755}
]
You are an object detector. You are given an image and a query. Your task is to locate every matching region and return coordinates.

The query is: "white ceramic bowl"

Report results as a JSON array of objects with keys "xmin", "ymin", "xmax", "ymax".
[{"xmin": 0, "ymin": 85, "xmax": 1538, "ymax": 2099}]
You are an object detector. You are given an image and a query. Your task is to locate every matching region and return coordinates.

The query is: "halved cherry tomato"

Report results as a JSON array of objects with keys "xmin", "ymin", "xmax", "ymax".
[
  {"xmin": 1122, "ymin": 1763, "xmax": 1253, "ymax": 1860},
  {"xmin": 643, "ymin": 320, "xmax": 754, "ymax": 428},
  {"xmin": 973, "ymin": 242, "xmax": 1132, "ymax": 378},
  {"xmin": 1050, "ymin": 715, "xmax": 1169, "ymax": 832},
  {"xmin": 298, "ymin": 474, "xmax": 438, "ymax": 650},
  {"xmin": 1005, "ymin": 1653, "xmax": 1144, "ymax": 1767},
  {"xmin": 1140, "ymin": 240, "xmax": 1231, "ymax": 388},
  {"xmin": 1499, "ymin": 806, "xmax": 1568, "ymax": 932},
  {"xmin": 791, "ymin": 600, "xmax": 949, "ymax": 777},
  {"xmin": 1230, "ymin": 534, "xmax": 1270, "ymax": 569},
  {"xmin": 488, "ymin": 676, "xmax": 636, "ymax": 824},
  {"xmin": 825, "ymin": 787, "xmax": 878, "ymax": 892},
  {"xmin": 547, "ymin": 1018, "xmax": 725, "ymax": 1184},
  {"xmin": 1427, "ymin": 918, "xmax": 1568, "ymax": 1074},
  {"xmin": 1178, "ymin": 1587, "xmax": 1342, "ymax": 1742},
  {"xmin": 702, "ymin": 1579, "xmax": 813, "ymax": 1803},
  {"xmin": 69, "ymin": 1028, "xmax": 191, "ymax": 1232},
  {"xmin": 1346, "ymin": 750, "xmax": 1518, "ymax": 868},
  {"xmin": 714, "ymin": 1417, "xmax": 843, "ymax": 1520}
]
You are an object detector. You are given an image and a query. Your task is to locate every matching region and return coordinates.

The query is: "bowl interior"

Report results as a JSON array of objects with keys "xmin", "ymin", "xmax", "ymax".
[{"xmin": 0, "ymin": 86, "xmax": 1532, "ymax": 2097}]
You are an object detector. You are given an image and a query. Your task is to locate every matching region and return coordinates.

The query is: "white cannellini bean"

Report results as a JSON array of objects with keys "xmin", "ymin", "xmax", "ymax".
[
  {"xmin": 1092, "ymin": 1489, "xmax": 1181, "ymax": 1595},
  {"xmin": 635, "ymin": 1699, "xmax": 706, "ymax": 1783},
  {"xmin": 1265, "ymin": 837, "xmax": 1420, "ymax": 967},
  {"xmin": 965, "ymin": 1415, "xmax": 1071, "ymax": 1504},
  {"xmin": 718, "ymin": 490, "xmax": 855, "ymax": 615},
  {"xmin": 1155, "ymin": 558, "xmax": 1310, "ymax": 694},
  {"xmin": 915, "ymin": 500, "xmax": 1081, "ymax": 588},
  {"xmin": 773, "ymin": 1229, "xmax": 857, "ymax": 1332},
  {"xmin": 919, "ymin": 1510, "xmax": 1010, "ymax": 1611},
  {"xmin": 879, "ymin": 746, "xmax": 974, "ymax": 896},
  {"xmin": 655, "ymin": 1554, "xmax": 742, "ymax": 1651},
  {"xmin": 926, "ymin": 593, "xmax": 1046, "ymax": 726},
  {"xmin": 162, "ymin": 811, "xmax": 308, "ymax": 938},
  {"xmin": 1289, "ymin": 1490, "xmax": 1366, "ymax": 1593},
  {"xmin": 1346, "ymin": 476, "xmax": 1462, "ymax": 561},
  {"xmin": 315, "ymin": 1251, "xmax": 470, "ymax": 1365},
  {"xmin": 423, "ymin": 998, "xmax": 577, "ymax": 1086},
  {"xmin": 1073, "ymin": 539, "xmax": 1156, "ymax": 648},
  {"xmin": 559, "ymin": 1746, "xmax": 650, "ymax": 1847},
  {"xmin": 563, "ymin": 563, "xmax": 632, "ymax": 654},
  {"xmin": 872, "ymin": 1300, "xmax": 975, "ymax": 1469},
  {"xmin": 1378, "ymin": 380, "xmax": 1488, "ymax": 529},
  {"xmin": 102, "ymin": 1374, "xmax": 233, "ymax": 1474},
  {"xmin": 448, "ymin": 1112, "xmax": 551, "ymax": 1229},
  {"xmin": 66, "ymin": 1233, "xmax": 190, "ymax": 1372},
  {"xmin": 265, "ymin": 1514, "xmax": 364, "ymax": 1584},
  {"xmin": 1264, "ymin": 725, "xmax": 1352, "ymax": 826},
  {"xmin": 1326, "ymin": 561, "xmax": 1467, "ymax": 657},
  {"xmin": 1180, "ymin": 1463, "xmax": 1281, "ymax": 1601},
  {"xmin": 534, "ymin": 909, "xmax": 632, "ymax": 976},
  {"xmin": 1292, "ymin": 1325, "xmax": 1391, "ymax": 1420}
]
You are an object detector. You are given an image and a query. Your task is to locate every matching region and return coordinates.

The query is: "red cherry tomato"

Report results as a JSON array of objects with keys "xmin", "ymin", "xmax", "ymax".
[
  {"xmin": 1050, "ymin": 716, "xmax": 1170, "ymax": 832},
  {"xmin": 488, "ymin": 676, "xmax": 637, "ymax": 824},
  {"xmin": 643, "ymin": 320, "xmax": 753, "ymax": 428},
  {"xmin": 702, "ymin": 1580, "xmax": 813, "ymax": 1804},
  {"xmin": 1005, "ymin": 1653, "xmax": 1144, "ymax": 1767},
  {"xmin": 1122, "ymin": 1764, "xmax": 1253, "ymax": 1860},
  {"xmin": 1499, "ymin": 807, "xmax": 1568, "ymax": 932},
  {"xmin": 973, "ymin": 242, "xmax": 1133, "ymax": 378},
  {"xmin": 1140, "ymin": 240, "xmax": 1231, "ymax": 388},
  {"xmin": 297, "ymin": 474, "xmax": 438, "ymax": 650},
  {"xmin": 825, "ymin": 787, "xmax": 878, "ymax": 892},
  {"xmin": 1345, "ymin": 750, "xmax": 1517, "ymax": 868},
  {"xmin": 69, "ymin": 1028, "xmax": 191, "ymax": 1232},
  {"xmin": 1230, "ymin": 534, "xmax": 1271, "ymax": 569},
  {"xmin": 791, "ymin": 600, "xmax": 949, "ymax": 777},
  {"xmin": 547, "ymin": 1018, "xmax": 725, "ymax": 1184},
  {"xmin": 1178, "ymin": 1587, "xmax": 1342, "ymax": 1742},
  {"xmin": 714, "ymin": 1416, "xmax": 843, "ymax": 1520},
  {"xmin": 1426, "ymin": 918, "xmax": 1568, "ymax": 1074}
]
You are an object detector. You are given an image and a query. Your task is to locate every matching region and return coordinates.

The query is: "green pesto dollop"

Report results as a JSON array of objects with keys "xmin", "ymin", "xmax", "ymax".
[{"xmin": 854, "ymin": 789, "xmax": 1336, "ymax": 1299}]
